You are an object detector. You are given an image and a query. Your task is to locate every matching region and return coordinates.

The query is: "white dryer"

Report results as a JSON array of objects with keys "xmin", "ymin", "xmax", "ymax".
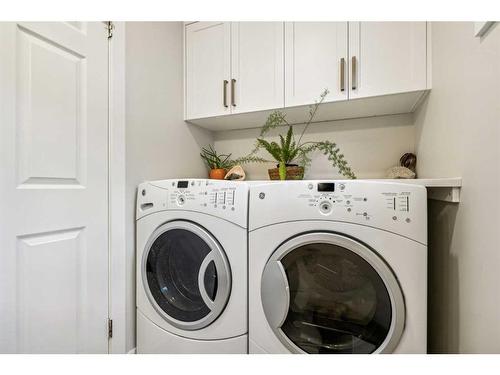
[
  {"xmin": 249, "ymin": 180, "xmax": 427, "ymax": 354},
  {"xmin": 136, "ymin": 179, "xmax": 248, "ymax": 353}
]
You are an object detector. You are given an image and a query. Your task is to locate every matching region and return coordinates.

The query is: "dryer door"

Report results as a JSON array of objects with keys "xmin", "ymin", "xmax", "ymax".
[
  {"xmin": 142, "ymin": 221, "xmax": 231, "ymax": 330},
  {"xmin": 261, "ymin": 232, "xmax": 405, "ymax": 354}
]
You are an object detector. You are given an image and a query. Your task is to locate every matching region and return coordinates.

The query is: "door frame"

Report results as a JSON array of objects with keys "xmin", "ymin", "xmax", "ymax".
[{"xmin": 108, "ymin": 21, "xmax": 127, "ymax": 354}]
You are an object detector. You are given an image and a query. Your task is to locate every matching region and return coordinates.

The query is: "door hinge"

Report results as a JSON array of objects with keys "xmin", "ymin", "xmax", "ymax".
[
  {"xmin": 108, "ymin": 318, "xmax": 113, "ymax": 339},
  {"xmin": 106, "ymin": 21, "xmax": 114, "ymax": 39}
]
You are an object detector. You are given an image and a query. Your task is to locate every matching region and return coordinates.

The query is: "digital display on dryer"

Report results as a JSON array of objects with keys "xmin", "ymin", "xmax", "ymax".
[
  {"xmin": 177, "ymin": 181, "xmax": 189, "ymax": 188},
  {"xmin": 318, "ymin": 183, "xmax": 335, "ymax": 192}
]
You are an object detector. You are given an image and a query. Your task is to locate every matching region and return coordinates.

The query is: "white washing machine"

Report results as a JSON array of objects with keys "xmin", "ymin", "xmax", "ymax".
[
  {"xmin": 248, "ymin": 180, "xmax": 427, "ymax": 354},
  {"xmin": 136, "ymin": 179, "xmax": 248, "ymax": 353}
]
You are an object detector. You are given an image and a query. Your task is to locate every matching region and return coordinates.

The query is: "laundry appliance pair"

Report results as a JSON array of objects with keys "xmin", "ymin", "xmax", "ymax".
[{"xmin": 136, "ymin": 179, "xmax": 427, "ymax": 354}]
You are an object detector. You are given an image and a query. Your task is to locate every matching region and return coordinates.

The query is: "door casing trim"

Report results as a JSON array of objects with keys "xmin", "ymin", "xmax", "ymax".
[{"xmin": 108, "ymin": 21, "xmax": 126, "ymax": 354}]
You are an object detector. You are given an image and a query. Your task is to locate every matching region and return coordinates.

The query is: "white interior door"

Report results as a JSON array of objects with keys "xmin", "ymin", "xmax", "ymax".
[
  {"xmin": 0, "ymin": 22, "xmax": 109, "ymax": 353},
  {"xmin": 348, "ymin": 22, "xmax": 427, "ymax": 99},
  {"xmin": 230, "ymin": 22, "xmax": 284, "ymax": 114},
  {"xmin": 284, "ymin": 22, "xmax": 348, "ymax": 107},
  {"xmin": 185, "ymin": 22, "xmax": 231, "ymax": 119}
]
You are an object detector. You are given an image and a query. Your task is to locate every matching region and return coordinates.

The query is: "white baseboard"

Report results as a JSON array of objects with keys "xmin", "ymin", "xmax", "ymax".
[{"xmin": 127, "ymin": 347, "xmax": 137, "ymax": 354}]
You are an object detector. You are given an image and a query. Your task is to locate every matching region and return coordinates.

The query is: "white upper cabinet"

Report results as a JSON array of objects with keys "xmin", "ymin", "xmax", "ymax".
[
  {"xmin": 231, "ymin": 22, "xmax": 284, "ymax": 114},
  {"xmin": 285, "ymin": 22, "xmax": 348, "ymax": 107},
  {"xmin": 348, "ymin": 22, "xmax": 428, "ymax": 99},
  {"xmin": 185, "ymin": 22, "xmax": 283, "ymax": 119},
  {"xmin": 185, "ymin": 22, "xmax": 430, "ymax": 130},
  {"xmin": 185, "ymin": 22, "xmax": 231, "ymax": 119}
]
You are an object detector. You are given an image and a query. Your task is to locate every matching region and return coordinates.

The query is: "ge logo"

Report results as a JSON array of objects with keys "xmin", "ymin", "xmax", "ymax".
[{"xmin": 259, "ymin": 192, "xmax": 265, "ymax": 199}]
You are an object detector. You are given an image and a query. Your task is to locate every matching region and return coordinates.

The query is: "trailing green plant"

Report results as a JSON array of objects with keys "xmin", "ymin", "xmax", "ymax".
[
  {"xmin": 200, "ymin": 145, "xmax": 233, "ymax": 170},
  {"xmin": 233, "ymin": 89, "xmax": 356, "ymax": 180}
]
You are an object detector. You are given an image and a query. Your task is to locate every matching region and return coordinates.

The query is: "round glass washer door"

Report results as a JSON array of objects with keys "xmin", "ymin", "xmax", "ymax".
[
  {"xmin": 261, "ymin": 232, "xmax": 405, "ymax": 354},
  {"xmin": 142, "ymin": 221, "xmax": 231, "ymax": 331}
]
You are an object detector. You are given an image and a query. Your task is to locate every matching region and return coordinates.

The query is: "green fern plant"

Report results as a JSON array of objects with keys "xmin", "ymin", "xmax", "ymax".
[{"xmin": 234, "ymin": 89, "xmax": 356, "ymax": 180}]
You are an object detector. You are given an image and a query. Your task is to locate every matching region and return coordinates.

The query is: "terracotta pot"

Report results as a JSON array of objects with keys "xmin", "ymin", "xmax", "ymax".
[
  {"xmin": 268, "ymin": 165, "xmax": 304, "ymax": 180},
  {"xmin": 209, "ymin": 168, "xmax": 227, "ymax": 180}
]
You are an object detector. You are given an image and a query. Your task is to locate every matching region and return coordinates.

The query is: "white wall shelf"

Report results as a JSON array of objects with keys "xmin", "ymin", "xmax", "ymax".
[{"xmin": 247, "ymin": 178, "xmax": 462, "ymax": 203}]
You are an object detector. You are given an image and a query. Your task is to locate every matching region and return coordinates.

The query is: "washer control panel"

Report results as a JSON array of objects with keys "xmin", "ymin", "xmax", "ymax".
[
  {"xmin": 137, "ymin": 179, "xmax": 248, "ymax": 227},
  {"xmin": 250, "ymin": 180, "xmax": 427, "ymax": 243},
  {"xmin": 167, "ymin": 179, "xmax": 240, "ymax": 211}
]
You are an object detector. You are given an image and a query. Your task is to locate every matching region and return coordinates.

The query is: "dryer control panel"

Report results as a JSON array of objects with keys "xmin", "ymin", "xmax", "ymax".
[
  {"xmin": 168, "ymin": 179, "xmax": 239, "ymax": 210},
  {"xmin": 249, "ymin": 180, "xmax": 427, "ymax": 244},
  {"xmin": 136, "ymin": 179, "xmax": 249, "ymax": 228}
]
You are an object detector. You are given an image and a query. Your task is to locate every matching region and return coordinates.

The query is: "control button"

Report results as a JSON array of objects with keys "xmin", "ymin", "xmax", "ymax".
[
  {"xmin": 339, "ymin": 184, "xmax": 345, "ymax": 191},
  {"xmin": 392, "ymin": 216, "xmax": 397, "ymax": 221},
  {"xmin": 308, "ymin": 183, "xmax": 314, "ymax": 190},
  {"xmin": 191, "ymin": 181, "xmax": 195, "ymax": 186},
  {"xmin": 346, "ymin": 200, "xmax": 351, "ymax": 205},
  {"xmin": 347, "ymin": 208, "xmax": 352, "ymax": 212},
  {"xmin": 405, "ymin": 218, "xmax": 411, "ymax": 223},
  {"xmin": 141, "ymin": 189, "xmax": 146, "ymax": 196},
  {"xmin": 363, "ymin": 197, "xmax": 367, "ymax": 202},
  {"xmin": 319, "ymin": 201, "xmax": 332, "ymax": 214},
  {"xmin": 177, "ymin": 195, "xmax": 186, "ymax": 205},
  {"xmin": 363, "ymin": 212, "xmax": 368, "ymax": 217},
  {"xmin": 222, "ymin": 205, "xmax": 226, "ymax": 210},
  {"xmin": 231, "ymin": 207, "xmax": 235, "ymax": 211},
  {"xmin": 259, "ymin": 192, "xmax": 265, "ymax": 199},
  {"xmin": 171, "ymin": 182, "xmax": 175, "ymax": 186}
]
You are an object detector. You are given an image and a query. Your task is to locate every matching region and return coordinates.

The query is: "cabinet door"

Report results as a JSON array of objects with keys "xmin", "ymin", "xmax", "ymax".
[
  {"xmin": 230, "ymin": 22, "xmax": 284, "ymax": 114},
  {"xmin": 349, "ymin": 22, "xmax": 427, "ymax": 99},
  {"xmin": 185, "ymin": 22, "xmax": 231, "ymax": 119},
  {"xmin": 285, "ymin": 22, "xmax": 348, "ymax": 107}
]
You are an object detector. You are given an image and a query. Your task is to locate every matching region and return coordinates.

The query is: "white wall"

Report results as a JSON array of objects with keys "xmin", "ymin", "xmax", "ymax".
[
  {"xmin": 214, "ymin": 114, "xmax": 415, "ymax": 179},
  {"xmin": 125, "ymin": 22, "xmax": 212, "ymax": 352},
  {"xmin": 414, "ymin": 22, "xmax": 500, "ymax": 353}
]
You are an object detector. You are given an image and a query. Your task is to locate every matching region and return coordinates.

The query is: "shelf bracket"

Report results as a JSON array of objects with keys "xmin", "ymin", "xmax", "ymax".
[{"xmin": 427, "ymin": 187, "xmax": 461, "ymax": 203}]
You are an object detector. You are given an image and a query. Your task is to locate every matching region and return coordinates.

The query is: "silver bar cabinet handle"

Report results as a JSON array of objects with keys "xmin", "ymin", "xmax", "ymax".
[
  {"xmin": 340, "ymin": 58, "xmax": 345, "ymax": 92},
  {"xmin": 223, "ymin": 80, "xmax": 228, "ymax": 108},
  {"xmin": 231, "ymin": 79, "xmax": 236, "ymax": 107},
  {"xmin": 351, "ymin": 56, "xmax": 357, "ymax": 90}
]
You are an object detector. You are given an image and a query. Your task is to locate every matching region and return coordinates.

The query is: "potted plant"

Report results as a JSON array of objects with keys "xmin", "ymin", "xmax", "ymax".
[
  {"xmin": 234, "ymin": 90, "xmax": 356, "ymax": 180},
  {"xmin": 200, "ymin": 145, "xmax": 233, "ymax": 180}
]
